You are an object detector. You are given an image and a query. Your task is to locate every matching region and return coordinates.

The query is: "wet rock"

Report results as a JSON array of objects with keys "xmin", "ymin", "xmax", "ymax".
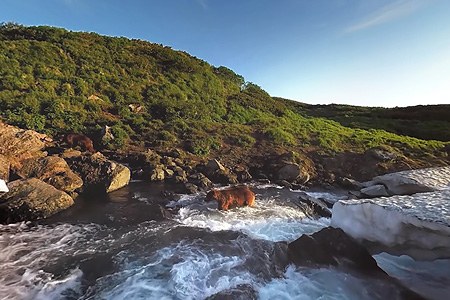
[
  {"xmin": 277, "ymin": 163, "xmax": 310, "ymax": 184},
  {"xmin": 288, "ymin": 227, "xmax": 382, "ymax": 272},
  {"xmin": 0, "ymin": 178, "xmax": 74, "ymax": 224},
  {"xmin": 206, "ymin": 284, "xmax": 257, "ymax": 300},
  {"xmin": 189, "ymin": 173, "xmax": 213, "ymax": 190},
  {"xmin": 0, "ymin": 121, "xmax": 50, "ymax": 173},
  {"xmin": 296, "ymin": 192, "xmax": 332, "ymax": 218},
  {"xmin": 183, "ymin": 183, "xmax": 199, "ymax": 194},
  {"xmin": 0, "ymin": 154, "xmax": 10, "ymax": 181},
  {"xmin": 66, "ymin": 153, "xmax": 130, "ymax": 194},
  {"xmin": 360, "ymin": 184, "xmax": 389, "ymax": 198},
  {"xmin": 16, "ymin": 156, "xmax": 83, "ymax": 193},
  {"xmin": 164, "ymin": 168, "xmax": 174, "ymax": 178}
]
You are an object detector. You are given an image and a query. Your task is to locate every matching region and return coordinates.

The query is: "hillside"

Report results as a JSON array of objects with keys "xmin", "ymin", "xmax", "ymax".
[{"xmin": 0, "ymin": 23, "xmax": 448, "ymax": 175}]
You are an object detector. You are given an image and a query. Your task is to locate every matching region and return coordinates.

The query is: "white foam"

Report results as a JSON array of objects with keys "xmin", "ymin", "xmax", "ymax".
[
  {"xmin": 90, "ymin": 241, "xmax": 256, "ymax": 300},
  {"xmin": 0, "ymin": 223, "xmax": 99, "ymax": 300},
  {"xmin": 175, "ymin": 194, "xmax": 330, "ymax": 242}
]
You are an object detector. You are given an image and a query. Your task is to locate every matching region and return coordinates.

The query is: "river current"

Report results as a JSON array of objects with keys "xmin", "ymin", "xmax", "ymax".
[{"xmin": 1, "ymin": 182, "xmax": 449, "ymax": 299}]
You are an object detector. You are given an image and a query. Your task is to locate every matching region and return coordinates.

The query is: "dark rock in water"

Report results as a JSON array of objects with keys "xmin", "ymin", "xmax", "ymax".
[
  {"xmin": 66, "ymin": 153, "xmax": 130, "ymax": 194},
  {"xmin": 16, "ymin": 156, "xmax": 83, "ymax": 193},
  {"xmin": 288, "ymin": 227, "xmax": 425, "ymax": 300},
  {"xmin": 183, "ymin": 183, "xmax": 199, "ymax": 194},
  {"xmin": 149, "ymin": 204, "xmax": 172, "ymax": 221},
  {"xmin": 0, "ymin": 178, "xmax": 74, "ymax": 224},
  {"xmin": 288, "ymin": 227, "xmax": 380, "ymax": 272},
  {"xmin": 296, "ymin": 192, "xmax": 331, "ymax": 218},
  {"xmin": 205, "ymin": 284, "xmax": 257, "ymax": 300}
]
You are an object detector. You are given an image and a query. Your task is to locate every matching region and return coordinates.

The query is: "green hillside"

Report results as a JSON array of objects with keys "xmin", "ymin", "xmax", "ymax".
[{"xmin": 0, "ymin": 23, "xmax": 447, "ymax": 160}]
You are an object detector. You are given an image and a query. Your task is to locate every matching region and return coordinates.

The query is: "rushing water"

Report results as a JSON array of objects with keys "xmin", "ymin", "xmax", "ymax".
[{"xmin": 0, "ymin": 182, "xmax": 449, "ymax": 299}]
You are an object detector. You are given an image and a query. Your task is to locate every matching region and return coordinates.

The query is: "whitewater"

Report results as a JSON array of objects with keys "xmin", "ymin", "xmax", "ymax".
[{"xmin": 0, "ymin": 182, "xmax": 449, "ymax": 299}]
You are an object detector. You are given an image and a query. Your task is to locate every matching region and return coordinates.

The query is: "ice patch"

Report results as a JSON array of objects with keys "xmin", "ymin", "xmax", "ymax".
[
  {"xmin": 375, "ymin": 253, "xmax": 450, "ymax": 300},
  {"xmin": 331, "ymin": 191, "xmax": 450, "ymax": 260}
]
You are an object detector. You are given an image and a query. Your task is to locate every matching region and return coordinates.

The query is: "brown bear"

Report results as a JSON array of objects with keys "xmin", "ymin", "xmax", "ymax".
[
  {"xmin": 206, "ymin": 186, "xmax": 255, "ymax": 211},
  {"xmin": 64, "ymin": 133, "xmax": 95, "ymax": 153}
]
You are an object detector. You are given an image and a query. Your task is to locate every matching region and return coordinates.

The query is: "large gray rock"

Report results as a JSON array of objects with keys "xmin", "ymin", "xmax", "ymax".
[
  {"xmin": 360, "ymin": 184, "xmax": 389, "ymax": 198},
  {"xmin": 202, "ymin": 159, "xmax": 237, "ymax": 184},
  {"xmin": 66, "ymin": 153, "xmax": 130, "ymax": 194},
  {"xmin": 0, "ymin": 178, "xmax": 74, "ymax": 224},
  {"xmin": 369, "ymin": 167, "xmax": 450, "ymax": 195},
  {"xmin": 16, "ymin": 156, "xmax": 83, "ymax": 193}
]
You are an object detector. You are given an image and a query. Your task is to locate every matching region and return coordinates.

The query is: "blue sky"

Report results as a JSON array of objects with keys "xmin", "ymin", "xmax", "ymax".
[{"xmin": 1, "ymin": 0, "xmax": 449, "ymax": 107}]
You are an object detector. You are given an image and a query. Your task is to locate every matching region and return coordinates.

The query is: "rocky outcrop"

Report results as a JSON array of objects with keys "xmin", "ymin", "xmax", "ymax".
[
  {"xmin": 16, "ymin": 156, "xmax": 83, "ymax": 193},
  {"xmin": 66, "ymin": 153, "xmax": 130, "ymax": 194},
  {"xmin": 288, "ymin": 227, "xmax": 425, "ymax": 299},
  {"xmin": 288, "ymin": 227, "xmax": 381, "ymax": 273},
  {"xmin": 0, "ymin": 154, "xmax": 9, "ymax": 181},
  {"xmin": 0, "ymin": 121, "xmax": 50, "ymax": 173},
  {"xmin": 0, "ymin": 178, "xmax": 74, "ymax": 224}
]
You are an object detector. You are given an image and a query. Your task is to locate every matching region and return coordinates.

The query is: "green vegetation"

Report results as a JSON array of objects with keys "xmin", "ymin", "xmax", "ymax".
[{"xmin": 0, "ymin": 23, "xmax": 448, "ymax": 158}]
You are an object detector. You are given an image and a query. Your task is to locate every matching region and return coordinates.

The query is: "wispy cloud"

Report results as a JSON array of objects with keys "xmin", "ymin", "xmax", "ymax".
[
  {"xmin": 196, "ymin": 0, "xmax": 208, "ymax": 10},
  {"xmin": 345, "ymin": 0, "xmax": 426, "ymax": 33}
]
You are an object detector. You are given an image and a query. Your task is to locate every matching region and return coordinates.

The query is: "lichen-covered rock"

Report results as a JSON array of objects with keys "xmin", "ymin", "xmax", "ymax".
[
  {"xmin": 0, "ymin": 121, "xmax": 50, "ymax": 173},
  {"xmin": 16, "ymin": 156, "xmax": 83, "ymax": 193},
  {"xmin": 0, "ymin": 178, "xmax": 74, "ymax": 224},
  {"xmin": 201, "ymin": 159, "xmax": 238, "ymax": 184},
  {"xmin": 0, "ymin": 154, "xmax": 10, "ymax": 181},
  {"xmin": 66, "ymin": 153, "xmax": 130, "ymax": 194}
]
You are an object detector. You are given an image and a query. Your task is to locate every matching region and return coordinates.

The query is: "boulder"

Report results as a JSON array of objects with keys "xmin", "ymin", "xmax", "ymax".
[
  {"xmin": 288, "ymin": 227, "xmax": 383, "ymax": 273},
  {"xmin": 0, "ymin": 154, "xmax": 10, "ymax": 181},
  {"xmin": 0, "ymin": 121, "xmax": 50, "ymax": 172},
  {"xmin": 183, "ymin": 183, "xmax": 199, "ymax": 194},
  {"xmin": 66, "ymin": 153, "xmax": 130, "ymax": 194},
  {"xmin": 0, "ymin": 178, "xmax": 74, "ymax": 224},
  {"xmin": 16, "ymin": 156, "xmax": 83, "ymax": 193},
  {"xmin": 360, "ymin": 184, "xmax": 389, "ymax": 198},
  {"xmin": 202, "ymin": 159, "xmax": 238, "ymax": 184},
  {"xmin": 371, "ymin": 172, "xmax": 435, "ymax": 195},
  {"xmin": 277, "ymin": 163, "xmax": 310, "ymax": 184},
  {"xmin": 188, "ymin": 173, "xmax": 213, "ymax": 190}
]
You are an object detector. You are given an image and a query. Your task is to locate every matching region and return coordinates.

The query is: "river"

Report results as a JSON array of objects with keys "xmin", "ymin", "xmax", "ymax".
[{"xmin": 1, "ymin": 182, "xmax": 449, "ymax": 299}]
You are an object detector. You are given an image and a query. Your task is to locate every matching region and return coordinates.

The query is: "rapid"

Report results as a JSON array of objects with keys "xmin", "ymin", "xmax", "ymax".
[{"xmin": 0, "ymin": 182, "xmax": 449, "ymax": 299}]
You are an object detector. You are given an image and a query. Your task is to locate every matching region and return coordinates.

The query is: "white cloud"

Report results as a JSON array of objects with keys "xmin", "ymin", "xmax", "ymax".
[{"xmin": 345, "ymin": 0, "xmax": 426, "ymax": 33}]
